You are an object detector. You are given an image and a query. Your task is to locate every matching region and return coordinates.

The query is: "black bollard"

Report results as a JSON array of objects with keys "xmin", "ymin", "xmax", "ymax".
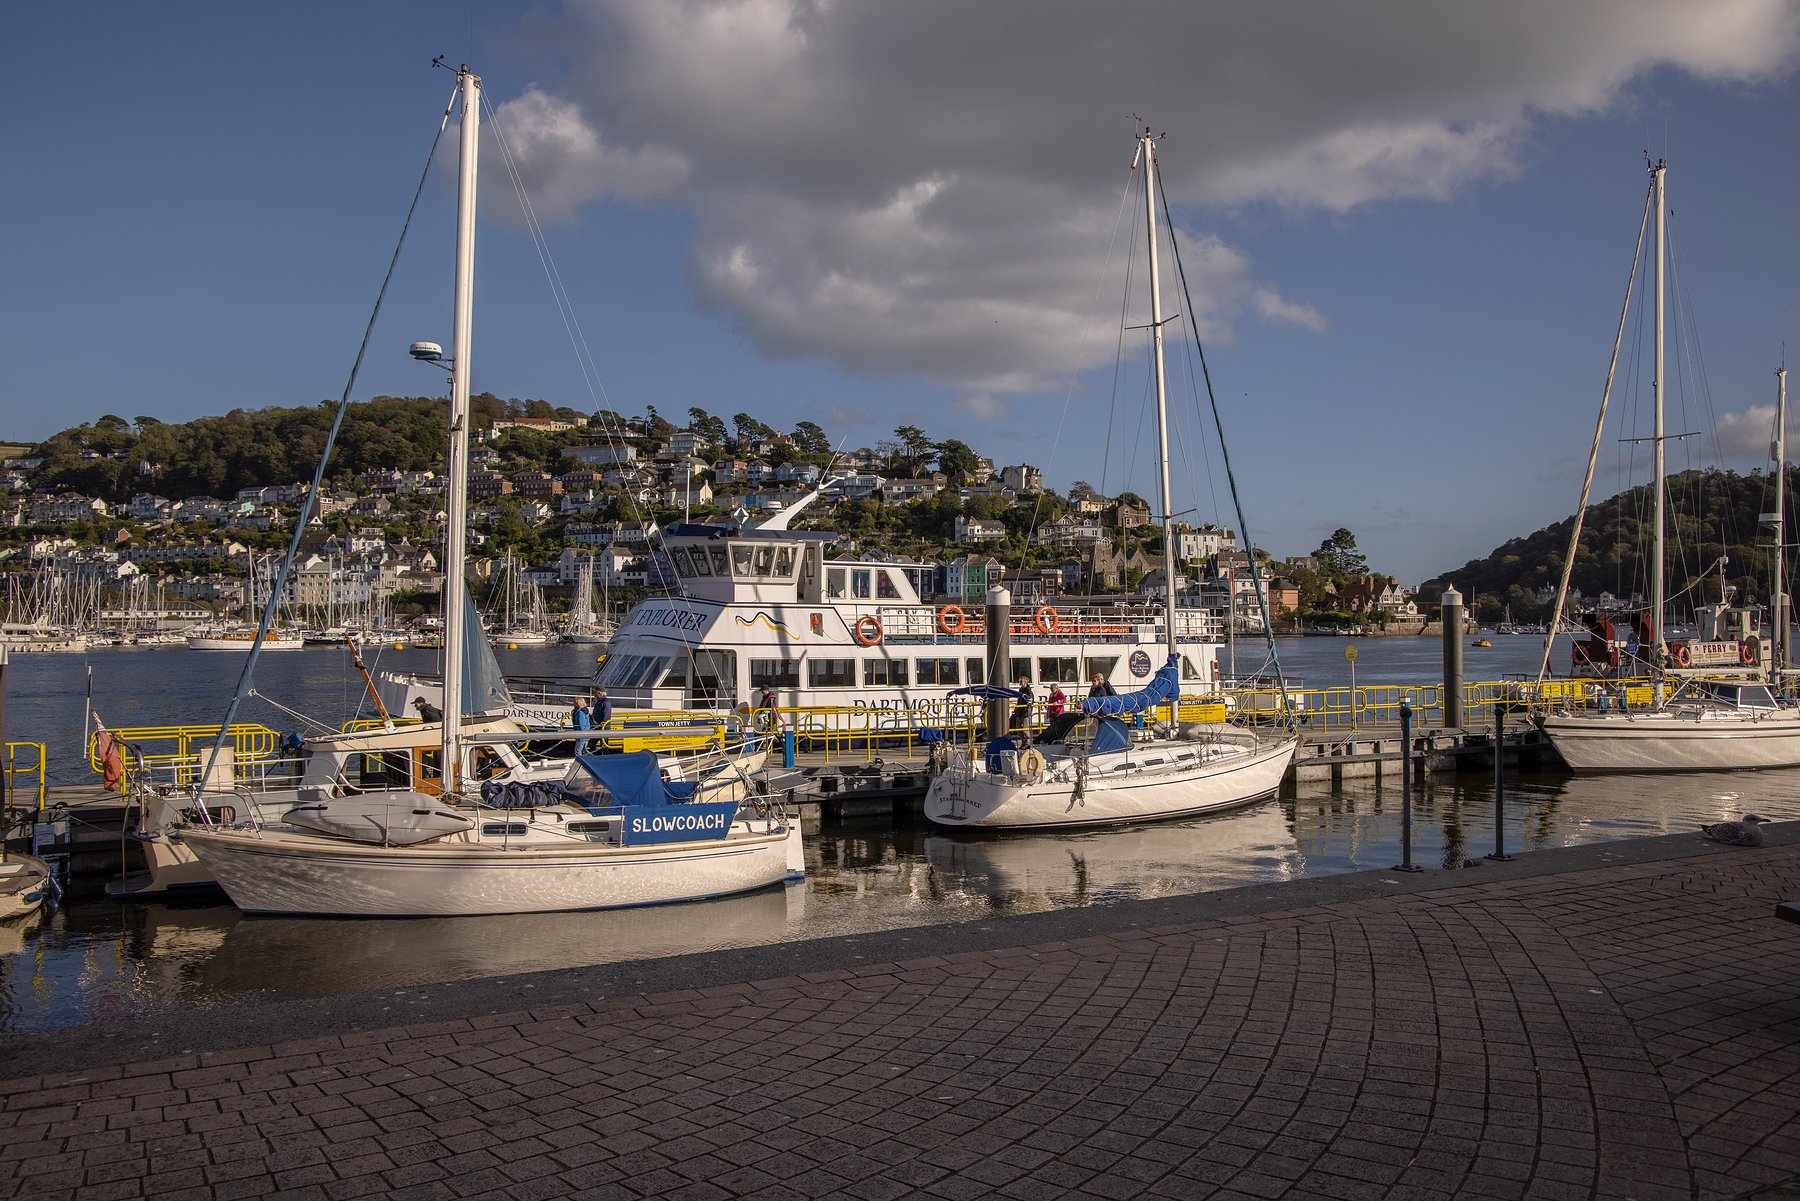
[
  {"xmin": 1393, "ymin": 701, "xmax": 1422, "ymax": 872},
  {"xmin": 1486, "ymin": 703, "xmax": 1514, "ymax": 861}
]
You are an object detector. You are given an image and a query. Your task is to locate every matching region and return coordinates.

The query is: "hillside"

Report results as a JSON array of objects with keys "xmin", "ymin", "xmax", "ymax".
[{"xmin": 1421, "ymin": 467, "xmax": 1794, "ymax": 621}]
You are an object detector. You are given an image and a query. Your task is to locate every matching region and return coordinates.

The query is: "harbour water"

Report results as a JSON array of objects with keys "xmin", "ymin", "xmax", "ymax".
[{"xmin": 6, "ymin": 632, "xmax": 1799, "ymax": 1036}]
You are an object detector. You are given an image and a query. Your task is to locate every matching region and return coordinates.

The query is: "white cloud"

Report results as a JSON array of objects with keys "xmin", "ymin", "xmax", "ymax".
[
  {"xmin": 956, "ymin": 392, "xmax": 1014, "ymax": 421},
  {"xmin": 494, "ymin": 0, "xmax": 1800, "ymax": 390},
  {"xmin": 1713, "ymin": 405, "xmax": 1778, "ymax": 459}
]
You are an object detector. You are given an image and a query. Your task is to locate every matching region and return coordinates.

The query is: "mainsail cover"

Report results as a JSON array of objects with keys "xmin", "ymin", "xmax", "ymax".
[
  {"xmin": 1082, "ymin": 655, "xmax": 1179, "ymax": 718},
  {"xmin": 460, "ymin": 587, "xmax": 513, "ymax": 714}
]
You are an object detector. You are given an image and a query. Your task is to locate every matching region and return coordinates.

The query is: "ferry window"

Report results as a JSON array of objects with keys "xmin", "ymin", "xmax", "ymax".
[
  {"xmin": 827, "ymin": 568, "xmax": 847, "ymax": 598},
  {"xmin": 750, "ymin": 659, "xmax": 802, "ymax": 688},
  {"xmin": 1038, "ymin": 657, "xmax": 1079, "ymax": 683},
  {"xmin": 625, "ymin": 656, "xmax": 669, "ymax": 688},
  {"xmin": 852, "ymin": 570, "xmax": 872, "ymax": 598},
  {"xmin": 598, "ymin": 654, "xmax": 638, "ymax": 686},
  {"xmin": 669, "ymin": 547, "xmax": 695, "ymax": 576},
  {"xmin": 773, "ymin": 546, "xmax": 795, "ymax": 577},
  {"xmin": 731, "ymin": 546, "xmax": 755, "ymax": 576},
  {"xmin": 966, "ymin": 658, "xmax": 985, "ymax": 685},
  {"xmin": 753, "ymin": 546, "xmax": 774, "ymax": 575},
  {"xmin": 658, "ymin": 654, "xmax": 690, "ymax": 688},
  {"xmin": 689, "ymin": 548, "xmax": 713, "ymax": 576},
  {"xmin": 1010, "ymin": 658, "xmax": 1031, "ymax": 683},
  {"xmin": 917, "ymin": 658, "xmax": 960, "ymax": 685},
  {"xmin": 692, "ymin": 650, "xmax": 738, "ymax": 705},
  {"xmin": 877, "ymin": 570, "xmax": 900, "ymax": 599},
  {"xmin": 709, "ymin": 547, "xmax": 730, "ymax": 576},
  {"xmin": 1179, "ymin": 655, "xmax": 1202, "ymax": 680},
  {"xmin": 808, "ymin": 657, "xmax": 856, "ymax": 688},
  {"xmin": 865, "ymin": 658, "xmax": 909, "ymax": 686},
  {"xmin": 1084, "ymin": 656, "xmax": 1118, "ymax": 682}
]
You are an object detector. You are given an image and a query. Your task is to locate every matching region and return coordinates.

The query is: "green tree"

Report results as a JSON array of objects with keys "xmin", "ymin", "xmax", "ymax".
[
  {"xmin": 792, "ymin": 421, "xmax": 830, "ymax": 455},
  {"xmin": 1314, "ymin": 528, "xmax": 1368, "ymax": 583},
  {"xmin": 934, "ymin": 439, "xmax": 980, "ymax": 483}
]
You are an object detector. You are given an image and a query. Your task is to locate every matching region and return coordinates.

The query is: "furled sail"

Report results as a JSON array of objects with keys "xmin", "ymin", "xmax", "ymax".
[{"xmin": 1082, "ymin": 655, "xmax": 1178, "ymax": 718}]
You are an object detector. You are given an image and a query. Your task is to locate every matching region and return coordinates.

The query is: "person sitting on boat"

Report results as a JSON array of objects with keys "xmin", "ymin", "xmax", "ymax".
[
  {"xmin": 1089, "ymin": 675, "xmax": 1116, "ymax": 699},
  {"xmin": 1046, "ymin": 685, "xmax": 1068, "ymax": 719},
  {"xmin": 1010, "ymin": 678, "xmax": 1035, "ymax": 736},
  {"xmin": 412, "ymin": 697, "xmax": 443, "ymax": 722},
  {"xmin": 571, "ymin": 697, "xmax": 592, "ymax": 754}
]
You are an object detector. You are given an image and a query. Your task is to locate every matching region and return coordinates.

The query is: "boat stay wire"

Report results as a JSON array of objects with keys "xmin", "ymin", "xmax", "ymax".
[
  {"xmin": 194, "ymin": 80, "xmax": 460, "ymax": 807},
  {"xmin": 1153, "ymin": 166, "xmax": 1295, "ymax": 728}
]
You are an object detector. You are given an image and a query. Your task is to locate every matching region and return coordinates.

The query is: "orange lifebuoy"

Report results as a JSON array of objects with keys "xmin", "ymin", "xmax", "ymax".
[
  {"xmin": 854, "ymin": 615, "xmax": 883, "ymax": 646},
  {"xmin": 1671, "ymin": 643, "xmax": 1691, "ymax": 668},
  {"xmin": 1033, "ymin": 606, "xmax": 1059, "ymax": 635},
  {"xmin": 937, "ymin": 605, "xmax": 966, "ymax": 635},
  {"xmin": 1740, "ymin": 640, "xmax": 1757, "ymax": 666}
]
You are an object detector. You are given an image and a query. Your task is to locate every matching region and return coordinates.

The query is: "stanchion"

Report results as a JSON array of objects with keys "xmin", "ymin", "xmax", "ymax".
[
  {"xmin": 1487, "ymin": 703, "xmax": 1514, "ymax": 861},
  {"xmin": 1393, "ymin": 701, "xmax": 1423, "ymax": 872}
]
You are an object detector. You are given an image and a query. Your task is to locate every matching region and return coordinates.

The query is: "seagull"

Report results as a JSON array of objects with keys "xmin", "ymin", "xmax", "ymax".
[{"xmin": 1700, "ymin": 814, "xmax": 1770, "ymax": 847}]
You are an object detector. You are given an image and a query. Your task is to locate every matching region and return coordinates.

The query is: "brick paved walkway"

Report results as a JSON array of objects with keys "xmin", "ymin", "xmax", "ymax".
[{"xmin": 4, "ymin": 840, "xmax": 1800, "ymax": 1200}]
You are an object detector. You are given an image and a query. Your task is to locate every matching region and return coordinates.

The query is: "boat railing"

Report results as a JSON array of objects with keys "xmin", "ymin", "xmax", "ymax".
[
  {"xmin": 4, "ymin": 742, "xmax": 47, "ymax": 817},
  {"xmin": 88, "ymin": 723, "xmax": 286, "ymax": 792}
]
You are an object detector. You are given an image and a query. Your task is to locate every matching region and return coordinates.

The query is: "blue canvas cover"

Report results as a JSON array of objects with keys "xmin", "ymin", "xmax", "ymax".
[
  {"xmin": 1090, "ymin": 717, "xmax": 1132, "ymax": 754},
  {"xmin": 1082, "ymin": 655, "xmax": 1178, "ymax": 718},
  {"xmin": 568, "ymin": 751, "xmax": 667, "ymax": 809}
]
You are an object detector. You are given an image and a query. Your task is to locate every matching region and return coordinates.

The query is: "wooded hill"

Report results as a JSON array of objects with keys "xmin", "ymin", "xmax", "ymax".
[{"xmin": 1420, "ymin": 467, "xmax": 1795, "ymax": 622}]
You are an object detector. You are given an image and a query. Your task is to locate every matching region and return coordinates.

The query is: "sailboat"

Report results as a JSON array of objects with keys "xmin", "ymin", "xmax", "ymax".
[
  {"xmin": 1537, "ymin": 161, "xmax": 1800, "ymax": 775},
  {"xmin": 923, "ymin": 129, "xmax": 1299, "ymax": 829},
  {"xmin": 179, "ymin": 66, "xmax": 801, "ymax": 914},
  {"xmin": 562, "ymin": 554, "xmax": 612, "ymax": 645},
  {"xmin": 490, "ymin": 550, "xmax": 557, "ymax": 647}
]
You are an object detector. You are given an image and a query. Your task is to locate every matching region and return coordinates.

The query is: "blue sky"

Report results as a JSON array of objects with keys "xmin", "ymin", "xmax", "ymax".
[{"xmin": 6, "ymin": 2, "xmax": 1800, "ymax": 585}]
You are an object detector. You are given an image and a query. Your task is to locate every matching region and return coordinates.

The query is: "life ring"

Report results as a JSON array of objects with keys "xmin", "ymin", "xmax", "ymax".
[
  {"xmin": 1033, "ymin": 606, "xmax": 1059, "ymax": 635},
  {"xmin": 937, "ymin": 605, "xmax": 966, "ymax": 635},
  {"xmin": 1017, "ymin": 747, "xmax": 1046, "ymax": 781},
  {"xmin": 1741, "ymin": 638, "xmax": 1758, "ymax": 666},
  {"xmin": 1671, "ymin": 643, "xmax": 1691, "ymax": 668},
  {"xmin": 854, "ymin": 615, "xmax": 883, "ymax": 646}
]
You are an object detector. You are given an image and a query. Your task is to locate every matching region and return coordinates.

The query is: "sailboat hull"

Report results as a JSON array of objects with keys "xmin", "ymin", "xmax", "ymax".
[
  {"xmin": 181, "ymin": 821, "xmax": 804, "ymax": 917},
  {"xmin": 1538, "ymin": 709, "xmax": 1800, "ymax": 774},
  {"xmin": 925, "ymin": 731, "xmax": 1297, "ymax": 829}
]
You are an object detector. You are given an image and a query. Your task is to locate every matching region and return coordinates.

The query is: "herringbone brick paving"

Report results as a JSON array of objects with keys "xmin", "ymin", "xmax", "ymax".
[{"xmin": 4, "ymin": 842, "xmax": 1799, "ymax": 1199}]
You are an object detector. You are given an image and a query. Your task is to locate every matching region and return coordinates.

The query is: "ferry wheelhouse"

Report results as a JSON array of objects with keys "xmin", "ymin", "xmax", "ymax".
[{"xmin": 596, "ymin": 501, "xmax": 1230, "ymax": 722}]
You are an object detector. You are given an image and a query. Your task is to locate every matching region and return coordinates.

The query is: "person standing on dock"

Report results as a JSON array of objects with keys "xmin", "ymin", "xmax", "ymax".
[
  {"xmin": 1046, "ymin": 685, "xmax": 1067, "ymax": 719},
  {"xmin": 570, "ymin": 696, "xmax": 592, "ymax": 754},
  {"xmin": 1010, "ymin": 678, "xmax": 1035, "ymax": 735}
]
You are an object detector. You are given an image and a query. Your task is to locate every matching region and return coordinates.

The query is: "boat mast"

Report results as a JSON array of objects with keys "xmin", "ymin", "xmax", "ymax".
[
  {"xmin": 1777, "ymin": 363, "xmax": 1789, "ymax": 675},
  {"xmin": 1139, "ymin": 130, "xmax": 1179, "ymax": 667},
  {"xmin": 441, "ymin": 65, "xmax": 480, "ymax": 792},
  {"xmin": 1651, "ymin": 160, "xmax": 1666, "ymax": 696}
]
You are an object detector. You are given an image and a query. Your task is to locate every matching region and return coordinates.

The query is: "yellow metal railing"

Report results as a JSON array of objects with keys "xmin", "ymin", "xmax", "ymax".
[
  {"xmin": 87, "ymin": 723, "xmax": 284, "ymax": 789},
  {"xmin": 4, "ymin": 742, "xmax": 46, "ymax": 815}
]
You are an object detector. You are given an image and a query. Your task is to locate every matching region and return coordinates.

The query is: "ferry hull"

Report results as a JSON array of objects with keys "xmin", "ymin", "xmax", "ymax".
[{"xmin": 181, "ymin": 822, "xmax": 804, "ymax": 917}]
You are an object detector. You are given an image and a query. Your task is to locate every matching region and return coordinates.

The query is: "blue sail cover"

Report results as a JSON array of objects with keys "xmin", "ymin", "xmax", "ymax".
[
  {"xmin": 459, "ymin": 587, "xmax": 513, "ymax": 714},
  {"xmin": 1082, "ymin": 655, "xmax": 1179, "ymax": 718},
  {"xmin": 566, "ymin": 751, "xmax": 737, "ymax": 846}
]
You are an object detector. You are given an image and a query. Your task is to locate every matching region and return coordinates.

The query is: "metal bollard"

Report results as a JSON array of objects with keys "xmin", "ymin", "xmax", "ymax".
[
  {"xmin": 1486, "ymin": 703, "xmax": 1514, "ymax": 861},
  {"xmin": 1393, "ymin": 701, "xmax": 1422, "ymax": 872}
]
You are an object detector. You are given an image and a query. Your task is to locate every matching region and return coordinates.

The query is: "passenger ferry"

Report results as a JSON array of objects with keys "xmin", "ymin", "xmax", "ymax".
[{"xmin": 589, "ymin": 495, "xmax": 1230, "ymax": 725}]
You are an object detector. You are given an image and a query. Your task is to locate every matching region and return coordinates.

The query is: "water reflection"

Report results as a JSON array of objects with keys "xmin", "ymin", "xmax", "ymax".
[{"xmin": 10, "ymin": 765, "xmax": 1800, "ymax": 1034}]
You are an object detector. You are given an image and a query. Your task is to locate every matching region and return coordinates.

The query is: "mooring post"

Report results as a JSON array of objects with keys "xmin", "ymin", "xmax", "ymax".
[
  {"xmin": 985, "ymin": 586, "xmax": 1012, "ymax": 744},
  {"xmin": 1442, "ymin": 585, "xmax": 1464, "ymax": 729},
  {"xmin": 1487, "ymin": 702, "xmax": 1513, "ymax": 861},
  {"xmin": 1394, "ymin": 701, "xmax": 1422, "ymax": 872}
]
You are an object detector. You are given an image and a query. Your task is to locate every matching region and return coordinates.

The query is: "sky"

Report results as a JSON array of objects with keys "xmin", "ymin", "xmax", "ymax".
[{"xmin": 6, "ymin": 1, "xmax": 1800, "ymax": 586}]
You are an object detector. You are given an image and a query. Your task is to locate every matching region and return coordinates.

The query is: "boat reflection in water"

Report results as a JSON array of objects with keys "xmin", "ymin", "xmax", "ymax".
[
  {"xmin": 202, "ymin": 881, "xmax": 807, "ymax": 997},
  {"xmin": 924, "ymin": 800, "xmax": 1297, "ymax": 911}
]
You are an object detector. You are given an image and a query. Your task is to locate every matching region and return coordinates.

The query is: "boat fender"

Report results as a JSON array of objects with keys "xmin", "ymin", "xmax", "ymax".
[
  {"xmin": 1033, "ymin": 606, "xmax": 1059, "ymax": 635},
  {"xmin": 1741, "ymin": 638, "xmax": 1758, "ymax": 666},
  {"xmin": 937, "ymin": 604, "xmax": 966, "ymax": 635},
  {"xmin": 854, "ymin": 615, "xmax": 883, "ymax": 646},
  {"xmin": 1671, "ymin": 643, "xmax": 1691, "ymax": 668},
  {"xmin": 1017, "ymin": 747, "xmax": 1045, "ymax": 781}
]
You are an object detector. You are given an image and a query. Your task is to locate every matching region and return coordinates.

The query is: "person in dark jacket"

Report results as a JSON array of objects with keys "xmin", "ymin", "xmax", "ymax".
[{"xmin": 1089, "ymin": 675, "xmax": 1116, "ymax": 699}]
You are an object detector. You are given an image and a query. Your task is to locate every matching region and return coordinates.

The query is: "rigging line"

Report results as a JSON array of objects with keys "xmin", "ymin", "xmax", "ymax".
[
  {"xmin": 1101, "ymin": 180, "xmax": 1146, "ymax": 502},
  {"xmin": 195, "ymin": 82, "xmax": 459, "ymax": 803},
  {"xmin": 1537, "ymin": 178, "xmax": 1653, "ymax": 686},
  {"xmin": 1154, "ymin": 165, "xmax": 1294, "ymax": 723}
]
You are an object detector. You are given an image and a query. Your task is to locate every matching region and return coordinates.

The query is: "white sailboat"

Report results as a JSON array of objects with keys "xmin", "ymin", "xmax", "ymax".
[
  {"xmin": 562, "ymin": 554, "xmax": 612, "ymax": 645},
  {"xmin": 923, "ymin": 129, "xmax": 1298, "ymax": 829},
  {"xmin": 180, "ymin": 66, "xmax": 802, "ymax": 915},
  {"xmin": 1537, "ymin": 161, "xmax": 1800, "ymax": 775}
]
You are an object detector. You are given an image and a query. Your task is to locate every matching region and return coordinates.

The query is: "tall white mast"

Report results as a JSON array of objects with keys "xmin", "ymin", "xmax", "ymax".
[
  {"xmin": 1777, "ymin": 364, "xmax": 1789, "ymax": 674},
  {"xmin": 1139, "ymin": 130, "xmax": 1180, "ymax": 665},
  {"xmin": 440, "ymin": 65, "xmax": 479, "ymax": 792},
  {"xmin": 1651, "ymin": 160, "xmax": 1666, "ymax": 698}
]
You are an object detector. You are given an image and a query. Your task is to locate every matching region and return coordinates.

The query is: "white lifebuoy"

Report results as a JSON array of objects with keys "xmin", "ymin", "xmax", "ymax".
[{"xmin": 1017, "ymin": 747, "xmax": 1046, "ymax": 781}]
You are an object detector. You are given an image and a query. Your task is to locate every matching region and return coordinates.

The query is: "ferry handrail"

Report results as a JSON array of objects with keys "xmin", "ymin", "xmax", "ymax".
[
  {"xmin": 4, "ymin": 742, "xmax": 47, "ymax": 816},
  {"xmin": 87, "ymin": 723, "xmax": 284, "ymax": 781}
]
